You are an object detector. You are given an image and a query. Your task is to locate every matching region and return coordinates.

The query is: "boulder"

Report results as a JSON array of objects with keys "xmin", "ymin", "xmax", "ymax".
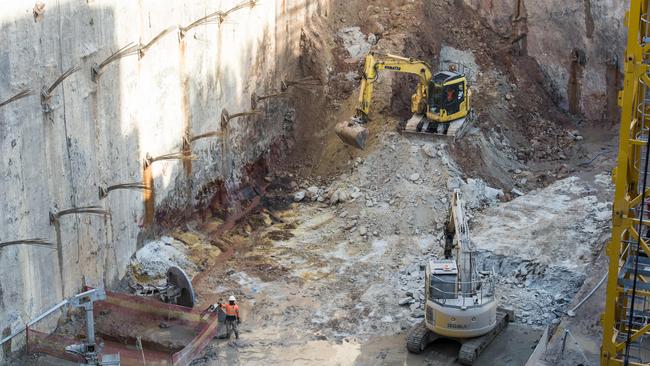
[
  {"xmin": 359, "ymin": 226, "xmax": 368, "ymax": 236},
  {"xmin": 330, "ymin": 188, "xmax": 350, "ymax": 205},
  {"xmin": 306, "ymin": 186, "xmax": 320, "ymax": 199},
  {"xmin": 411, "ymin": 309, "xmax": 425, "ymax": 318},
  {"xmin": 293, "ymin": 190, "xmax": 306, "ymax": 202}
]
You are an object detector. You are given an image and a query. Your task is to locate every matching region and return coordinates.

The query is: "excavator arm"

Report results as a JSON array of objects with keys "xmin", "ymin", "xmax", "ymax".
[
  {"xmin": 446, "ymin": 189, "xmax": 475, "ymax": 294},
  {"xmin": 355, "ymin": 52, "xmax": 433, "ymax": 120},
  {"xmin": 335, "ymin": 52, "xmax": 433, "ymax": 149}
]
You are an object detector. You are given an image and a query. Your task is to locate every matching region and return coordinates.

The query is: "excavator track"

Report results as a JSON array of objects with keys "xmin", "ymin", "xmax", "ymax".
[
  {"xmin": 400, "ymin": 110, "xmax": 474, "ymax": 139},
  {"xmin": 406, "ymin": 321, "xmax": 436, "ymax": 354},
  {"xmin": 457, "ymin": 310, "xmax": 511, "ymax": 365},
  {"xmin": 448, "ymin": 109, "xmax": 475, "ymax": 139}
]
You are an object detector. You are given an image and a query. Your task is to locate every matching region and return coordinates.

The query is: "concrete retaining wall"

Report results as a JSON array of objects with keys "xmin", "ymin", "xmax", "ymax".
[{"xmin": 0, "ymin": 0, "xmax": 326, "ymax": 356}]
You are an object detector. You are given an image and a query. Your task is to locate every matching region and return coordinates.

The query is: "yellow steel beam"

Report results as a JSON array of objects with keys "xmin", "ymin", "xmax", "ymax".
[
  {"xmin": 602, "ymin": 0, "xmax": 650, "ymax": 364},
  {"xmin": 616, "ymin": 323, "xmax": 650, "ymax": 352},
  {"xmin": 630, "ymin": 188, "xmax": 650, "ymax": 206},
  {"xmin": 617, "ymin": 286, "xmax": 650, "ymax": 298},
  {"xmin": 626, "ymin": 226, "xmax": 650, "ymax": 255}
]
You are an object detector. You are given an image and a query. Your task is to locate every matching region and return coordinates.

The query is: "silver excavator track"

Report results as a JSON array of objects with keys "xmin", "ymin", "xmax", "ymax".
[{"xmin": 407, "ymin": 309, "xmax": 513, "ymax": 365}]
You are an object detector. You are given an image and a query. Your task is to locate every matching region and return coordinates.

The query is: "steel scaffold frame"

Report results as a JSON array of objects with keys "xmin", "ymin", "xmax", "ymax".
[{"xmin": 603, "ymin": 1, "xmax": 650, "ymax": 365}]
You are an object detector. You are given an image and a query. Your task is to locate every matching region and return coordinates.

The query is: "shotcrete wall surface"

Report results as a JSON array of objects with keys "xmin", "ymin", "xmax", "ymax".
[{"xmin": 0, "ymin": 0, "xmax": 325, "ymax": 355}]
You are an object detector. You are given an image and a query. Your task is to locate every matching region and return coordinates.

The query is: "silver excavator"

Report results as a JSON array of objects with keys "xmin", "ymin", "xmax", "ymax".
[{"xmin": 406, "ymin": 189, "xmax": 513, "ymax": 365}]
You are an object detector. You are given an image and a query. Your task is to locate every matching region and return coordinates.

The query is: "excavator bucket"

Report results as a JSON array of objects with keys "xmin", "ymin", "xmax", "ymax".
[{"xmin": 335, "ymin": 120, "xmax": 369, "ymax": 149}]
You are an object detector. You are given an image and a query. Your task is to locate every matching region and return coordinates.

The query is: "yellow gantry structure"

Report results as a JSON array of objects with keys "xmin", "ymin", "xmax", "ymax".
[{"xmin": 603, "ymin": 1, "xmax": 650, "ymax": 364}]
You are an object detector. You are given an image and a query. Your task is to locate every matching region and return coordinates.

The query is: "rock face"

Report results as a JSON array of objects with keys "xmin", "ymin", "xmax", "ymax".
[
  {"xmin": 463, "ymin": 0, "xmax": 626, "ymax": 122},
  {"xmin": 337, "ymin": 26, "xmax": 373, "ymax": 61},
  {"xmin": 439, "ymin": 46, "xmax": 479, "ymax": 83}
]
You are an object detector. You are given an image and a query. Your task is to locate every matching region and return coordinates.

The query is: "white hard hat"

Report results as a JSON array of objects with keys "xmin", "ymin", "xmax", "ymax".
[{"xmin": 229, "ymin": 295, "xmax": 236, "ymax": 302}]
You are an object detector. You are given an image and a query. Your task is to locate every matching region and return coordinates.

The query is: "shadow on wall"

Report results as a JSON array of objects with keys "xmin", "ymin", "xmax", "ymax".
[
  {"xmin": 0, "ymin": 1, "xmax": 137, "ymax": 358},
  {"xmin": 0, "ymin": 0, "xmax": 326, "ymax": 359}
]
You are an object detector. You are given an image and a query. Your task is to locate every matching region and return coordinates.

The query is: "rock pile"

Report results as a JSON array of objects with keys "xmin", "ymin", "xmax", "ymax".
[{"xmin": 397, "ymin": 262, "xmax": 427, "ymax": 320}]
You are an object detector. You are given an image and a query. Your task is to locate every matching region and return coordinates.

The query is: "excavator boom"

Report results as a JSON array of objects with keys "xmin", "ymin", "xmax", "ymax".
[{"xmin": 446, "ymin": 190, "xmax": 476, "ymax": 293}]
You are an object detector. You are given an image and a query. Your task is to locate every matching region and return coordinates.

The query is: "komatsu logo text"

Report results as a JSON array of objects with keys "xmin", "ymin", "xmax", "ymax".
[{"xmin": 385, "ymin": 66, "xmax": 401, "ymax": 70}]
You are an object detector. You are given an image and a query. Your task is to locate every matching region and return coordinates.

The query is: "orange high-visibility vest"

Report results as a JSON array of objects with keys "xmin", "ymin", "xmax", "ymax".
[{"xmin": 222, "ymin": 303, "xmax": 239, "ymax": 317}]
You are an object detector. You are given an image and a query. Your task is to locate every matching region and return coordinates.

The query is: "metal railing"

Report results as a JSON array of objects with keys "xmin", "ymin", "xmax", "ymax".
[{"xmin": 429, "ymin": 274, "xmax": 496, "ymax": 308}]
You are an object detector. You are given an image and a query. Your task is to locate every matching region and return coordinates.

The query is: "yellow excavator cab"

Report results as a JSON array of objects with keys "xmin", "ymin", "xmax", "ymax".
[
  {"xmin": 427, "ymin": 71, "xmax": 470, "ymax": 123},
  {"xmin": 403, "ymin": 71, "xmax": 472, "ymax": 136}
]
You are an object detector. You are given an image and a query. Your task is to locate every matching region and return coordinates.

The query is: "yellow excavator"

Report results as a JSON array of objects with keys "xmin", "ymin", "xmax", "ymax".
[{"xmin": 335, "ymin": 52, "xmax": 473, "ymax": 149}]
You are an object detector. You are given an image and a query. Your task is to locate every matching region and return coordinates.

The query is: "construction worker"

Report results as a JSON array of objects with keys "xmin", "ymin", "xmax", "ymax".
[
  {"xmin": 202, "ymin": 295, "xmax": 241, "ymax": 339},
  {"xmin": 218, "ymin": 295, "xmax": 240, "ymax": 339}
]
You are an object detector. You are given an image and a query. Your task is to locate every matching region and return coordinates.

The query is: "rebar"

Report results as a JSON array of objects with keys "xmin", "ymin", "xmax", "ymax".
[
  {"xmin": 250, "ymin": 91, "xmax": 286, "ymax": 110},
  {"xmin": 281, "ymin": 76, "xmax": 321, "ymax": 93},
  {"xmin": 92, "ymin": 42, "xmax": 142, "ymax": 81},
  {"xmin": 187, "ymin": 130, "xmax": 224, "ymax": 144},
  {"xmin": 0, "ymin": 89, "xmax": 33, "ymax": 108},
  {"xmin": 180, "ymin": 0, "xmax": 258, "ymax": 37},
  {"xmin": 144, "ymin": 152, "xmax": 197, "ymax": 168},
  {"xmin": 99, "ymin": 183, "xmax": 152, "ymax": 199},
  {"xmin": 222, "ymin": 0, "xmax": 258, "ymax": 18},
  {"xmin": 33, "ymin": 2, "xmax": 45, "ymax": 21},
  {"xmin": 220, "ymin": 108, "xmax": 262, "ymax": 129},
  {"xmin": 0, "ymin": 238, "xmax": 55, "ymax": 250},
  {"xmin": 180, "ymin": 11, "xmax": 222, "ymax": 36},
  {"xmin": 139, "ymin": 26, "xmax": 177, "ymax": 58},
  {"xmin": 41, "ymin": 65, "xmax": 80, "ymax": 113},
  {"xmin": 281, "ymin": 76, "xmax": 321, "ymax": 89},
  {"xmin": 49, "ymin": 206, "xmax": 111, "ymax": 225}
]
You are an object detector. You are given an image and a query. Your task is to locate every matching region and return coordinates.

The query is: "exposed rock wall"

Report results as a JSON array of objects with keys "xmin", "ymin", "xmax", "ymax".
[
  {"xmin": 0, "ymin": 0, "xmax": 326, "ymax": 355},
  {"xmin": 464, "ymin": 0, "xmax": 626, "ymax": 121}
]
